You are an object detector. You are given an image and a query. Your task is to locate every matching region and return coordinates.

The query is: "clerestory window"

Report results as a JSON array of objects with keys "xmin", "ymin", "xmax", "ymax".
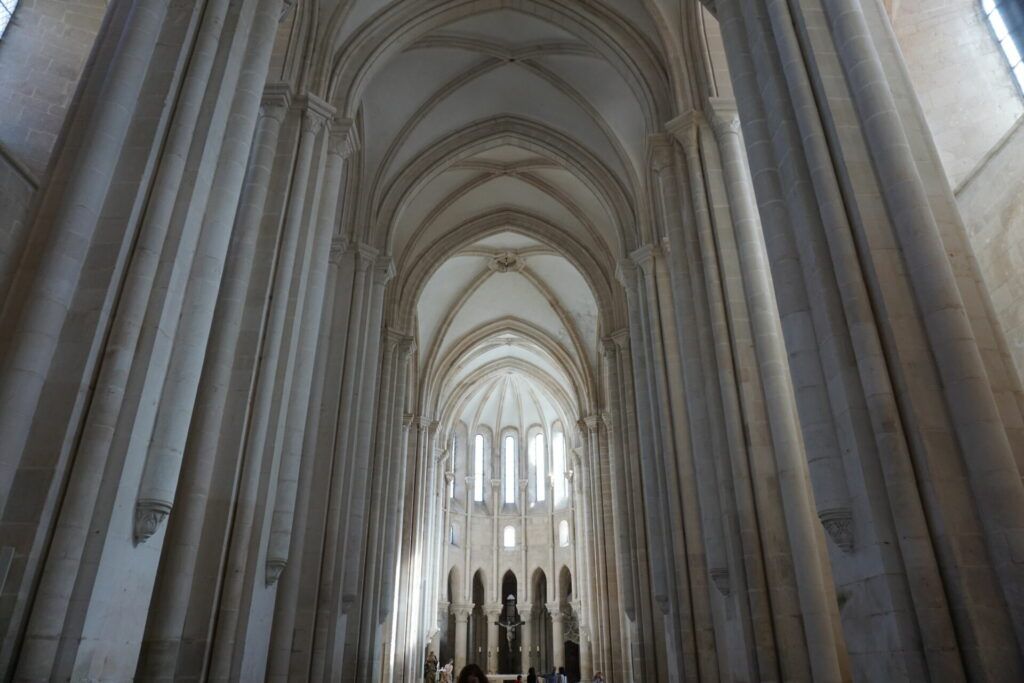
[
  {"xmin": 503, "ymin": 435, "xmax": 516, "ymax": 504},
  {"xmin": 983, "ymin": 0, "xmax": 1024, "ymax": 92},
  {"xmin": 474, "ymin": 434, "xmax": 485, "ymax": 502}
]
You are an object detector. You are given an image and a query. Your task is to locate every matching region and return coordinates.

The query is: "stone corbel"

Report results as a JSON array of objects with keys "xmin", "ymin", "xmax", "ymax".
[
  {"xmin": 328, "ymin": 118, "xmax": 360, "ymax": 159},
  {"xmin": 259, "ymin": 83, "xmax": 292, "ymax": 123},
  {"xmin": 665, "ymin": 108, "xmax": 703, "ymax": 151},
  {"xmin": 133, "ymin": 499, "xmax": 172, "ymax": 545},
  {"xmin": 266, "ymin": 559, "xmax": 286, "ymax": 585},
  {"xmin": 709, "ymin": 567, "xmax": 731, "ymax": 596},
  {"xmin": 819, "ymin": 507, "xmax": 855, "ymax": 553}
]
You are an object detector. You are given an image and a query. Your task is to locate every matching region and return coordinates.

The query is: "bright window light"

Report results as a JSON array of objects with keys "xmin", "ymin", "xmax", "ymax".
[
  {"xmin": 983, "ymin": 1, "xmax": 1024, "ymax": 93},
  {"xmin": 503, "ymin": 525, "xmax": 516, "ymax": 548},
  {"xmin": 474, "ymin": 435, "xmax": 485, "ymax": 502},
  {"xmin": 534, "ymin": 433, "xmax": 546, "ymax": 502},
  {"xmin": 503, "ymin": 435, "xmax": 516, "ymax": 504},
  {"xmin": 552, "ymin": 429, "xmax": 566, "ymax": 502}
]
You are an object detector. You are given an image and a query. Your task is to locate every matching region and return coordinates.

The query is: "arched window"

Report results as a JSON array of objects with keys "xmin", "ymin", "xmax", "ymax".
[
  {"xmin": 474, "ymin": 434, "xmax": 485, "ymax": 502},
  {"xmin": 983, "ymin": 0, "xmax": 1024, "ymax": 91},
  {"xmin": 503, "ymin": 525, "xmax": 516, "ymax": 548},
  {"xmin": 503, "ymin": 435, "xmax": 516, "ymax": 504},
  {"xmin": 449, "ymin": 523, "xmax": 458, "ymax": 545},
  {"xmin": 448, "ymin": 434, "xmax": 457, "ymax": 499},
  {"xmin": 0, "ymin": 0, "xmax": 19, "ymax": 39},
  {"xmin": 534, "ymin": 432, "xmax": 546, "ymax": 502},
  {"xmin": 552, "ymin": 428, "xmax": 567, "ymax": 502},
  {"xmin": 559, "ymin": 520, "xmax": 570, "ymax": 547}
]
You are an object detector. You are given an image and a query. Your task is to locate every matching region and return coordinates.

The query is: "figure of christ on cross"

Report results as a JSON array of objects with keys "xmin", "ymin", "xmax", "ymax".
[{"xmin": 495, "ymin": 594, "xmax": 525, "ymax": 648}]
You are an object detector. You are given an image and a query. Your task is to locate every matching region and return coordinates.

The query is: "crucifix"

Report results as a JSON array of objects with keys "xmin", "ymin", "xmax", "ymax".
[{"xmin": 494, "ymin": 593, "xmax": 525, "ymax": 648}]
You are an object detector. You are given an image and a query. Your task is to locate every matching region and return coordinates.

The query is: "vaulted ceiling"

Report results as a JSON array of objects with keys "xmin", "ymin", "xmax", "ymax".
[{"xmin": 279, "ymin": 0, "xmax": 705, "ymax": 428}]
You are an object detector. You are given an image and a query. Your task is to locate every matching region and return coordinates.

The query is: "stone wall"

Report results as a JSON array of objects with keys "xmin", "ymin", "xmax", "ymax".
[
  {"xmin": 892, "ymin": 0, "xmax": 1023, "ymax": 186},
  {"xmin": 957, "ymin": 118, "xmax": 1024, "ymax": 380}
]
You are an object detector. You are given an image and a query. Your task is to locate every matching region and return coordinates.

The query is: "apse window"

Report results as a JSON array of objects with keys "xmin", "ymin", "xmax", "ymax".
[
  {"xmin": 503, "ymin": 435, "xmax": 516, "ymax": 504},
  {"xmin": 552, "ymin": 429, "xmax": 567, "ymax": 502},
  {"xmin": 503, "ymin": 525, "xmax": 516, "ymax": 548},
  {"xmin": 474, "ymin": 434, "xmax": 485, "ymax": 502},
  {"xmin": 559, "ymin": 520, "xmax": 570, "ymax": 547},
  {"xmin": 0, "ymin": 0, "xmax": 18, "ymax": 38},
  {"xmin": 983, "ymin": 0, "xmax": 1024, "ymax": 92},
  {"xmin": 534, "ymin": 432, "xmax": 546, "ymax": 502},
  {"xmin": 448, "ymin": 435, "xmax": 457, "ymax": 499}
]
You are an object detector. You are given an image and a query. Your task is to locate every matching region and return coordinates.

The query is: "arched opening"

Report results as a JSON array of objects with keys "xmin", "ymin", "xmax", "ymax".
[
  {"xmin": 471, "ymin": 569, "xmax": 487, "ymax": 668},
  {"xmin": 531, "ymin": 568, "xmax": 552, "ymax": 674},
  {"xmin": 499, "ymin": 570, "xmax": 520, "ymax": 674}
]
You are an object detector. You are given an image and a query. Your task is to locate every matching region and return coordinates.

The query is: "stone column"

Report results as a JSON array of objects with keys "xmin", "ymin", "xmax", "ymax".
[
  {"xmin": 485, "ymin": 604, "xmax": 502, "ymax": 673},
  {"xmin": 706, "ymin": 94, "xmax": 843, "ymax": 682},
  {"xmin": 0, "ymin": 0, "xmax": 171, "ymax": 502},
  {"xmin": 452, "ymin": 605, "xmax": 472, "ymax": 672},
  {"xmin": 821, "ymin": 0, "xmax": 1024, "ymax": 645},
  {"xmin": 136, "ymin": 82, "xmax": 291, "ymax": 683},
  {"xmin": 579, "ymin": 626, "xmax": 593, "ymax": 681},
  {"xmin": 206, "ymin": 98, "xmax": 330, "ymax": 682},
  {"xmin": 266, "ymin": 121, "xmax": 352, "ymax": 584},
  {"xmin": 549, "ymin": 605, "xmax": 564, "ymax": 672},
  {"xmin": 519, "ymin": 603, "xmax": 532, "ymax": 673}
]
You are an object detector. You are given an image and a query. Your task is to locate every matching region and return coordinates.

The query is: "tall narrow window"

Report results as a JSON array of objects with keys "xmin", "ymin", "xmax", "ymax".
[
  {"xmin": 559, "ymin": 520, "xmax": 570, "ymax": 547},
  {"xmin": 552, "ymin": 429, "xmax": 566, "ymax": 502},
  {"xmin": 474, "ymin": 434, "xmax": 485, "ymax": 502},
  {"xmin": 983, "ymin": 0, "xmax": 1024, "ymax": 91},
  {"xmin": 448, "ymin": 434, "xmax": 456, "ymax": 499},
  {"xmin": 503, "ymin": 525, "xmax": 516, "ymax": 548},
  {"xmin": 503, "ymin": 435, "xmax": 516, "ymax": 504},
  {"xmin": 534, "ymin": 432, "xmax": 546, "ymax": 502},
  {"xmin": 0, "ymin": 0, "xmax": 19, "ymax": 39}
]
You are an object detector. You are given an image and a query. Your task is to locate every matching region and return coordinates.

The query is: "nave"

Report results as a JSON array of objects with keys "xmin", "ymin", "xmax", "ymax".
[{"xmin": 0, "ymin": 0, "xmax": 1023, "ymax": 681}]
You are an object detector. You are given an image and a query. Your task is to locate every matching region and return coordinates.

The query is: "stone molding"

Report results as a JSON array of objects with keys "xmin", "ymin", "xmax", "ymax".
[
  {"xmin": 266, "ymin": 559, "xmax": 286, "ymax": 585},
  {"xmin": 665, "ymin": 108, "xmax": 703, "ymax": 149},
  {"xmin": 709, "ymin": 568, "xmax": 731, "ymax": 596}
]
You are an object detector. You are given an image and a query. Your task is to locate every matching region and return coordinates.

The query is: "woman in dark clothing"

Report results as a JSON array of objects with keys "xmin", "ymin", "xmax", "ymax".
[
  {"xmin": 526, "ymin": 667, "xmax": 538, "ymax": 683},
  {"xmin": 456, "ymin": 663, "xmax": 489, "ymax": 683}
]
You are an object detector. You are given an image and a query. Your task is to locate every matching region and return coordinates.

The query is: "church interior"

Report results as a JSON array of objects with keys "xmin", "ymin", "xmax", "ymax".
[{"xmin": 1, "ymin": 0, "xmax": 1024, "ymax": 681}]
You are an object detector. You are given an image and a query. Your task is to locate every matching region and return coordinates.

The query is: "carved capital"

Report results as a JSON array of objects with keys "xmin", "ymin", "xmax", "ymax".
[
  {"xmin": 328, "ymin": 119, "xmax": 359, "ymax": 159},
  {"xmin": 819, "ymin": 508, "xmax": 855, "ymax": 553},
  {"xmin": 373, "ymin": 256, "xmax": 396, "ymax": 286},
  {"xmin": 600, "ymin": 337, "xmax": 618, "ymax": 361},
  {"xmin": 614, "ymin": 259, "xmax": 639, "ymax": 294},
  {"xmin": 329, "ymin": 237, "xmax": 349, "ymax": 264},
  {"xmin": 353, "ymin": 242, "xmax": 377, "ymax": 272},
  {"xmin": 134, "ymin": 499, "xmax": 172, "ymax": 545},
  {"xmin": 665, "ymin": 108, "xmax": 703, "ymax": 150},
  {"xmin": 707, "ymin": 97, "xmax": 742, "ymax": 140},
  {"xmin": 299, "ymin": 94, "xmax": 335, "ymax": 136},
  {"xmin": 450, "ymin": 604, "xmax": 473, "ymax": 620},
  {"xmin": 629, "ymin": 243, "xmax": 659, "ymax": 271},
  {"xmin": 259, "ymin": 84, "xmax": 292, "ymax": 123},
  {"xmin": 266, "ymin": 559, "xmax": 286, "ymax": 585}
]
